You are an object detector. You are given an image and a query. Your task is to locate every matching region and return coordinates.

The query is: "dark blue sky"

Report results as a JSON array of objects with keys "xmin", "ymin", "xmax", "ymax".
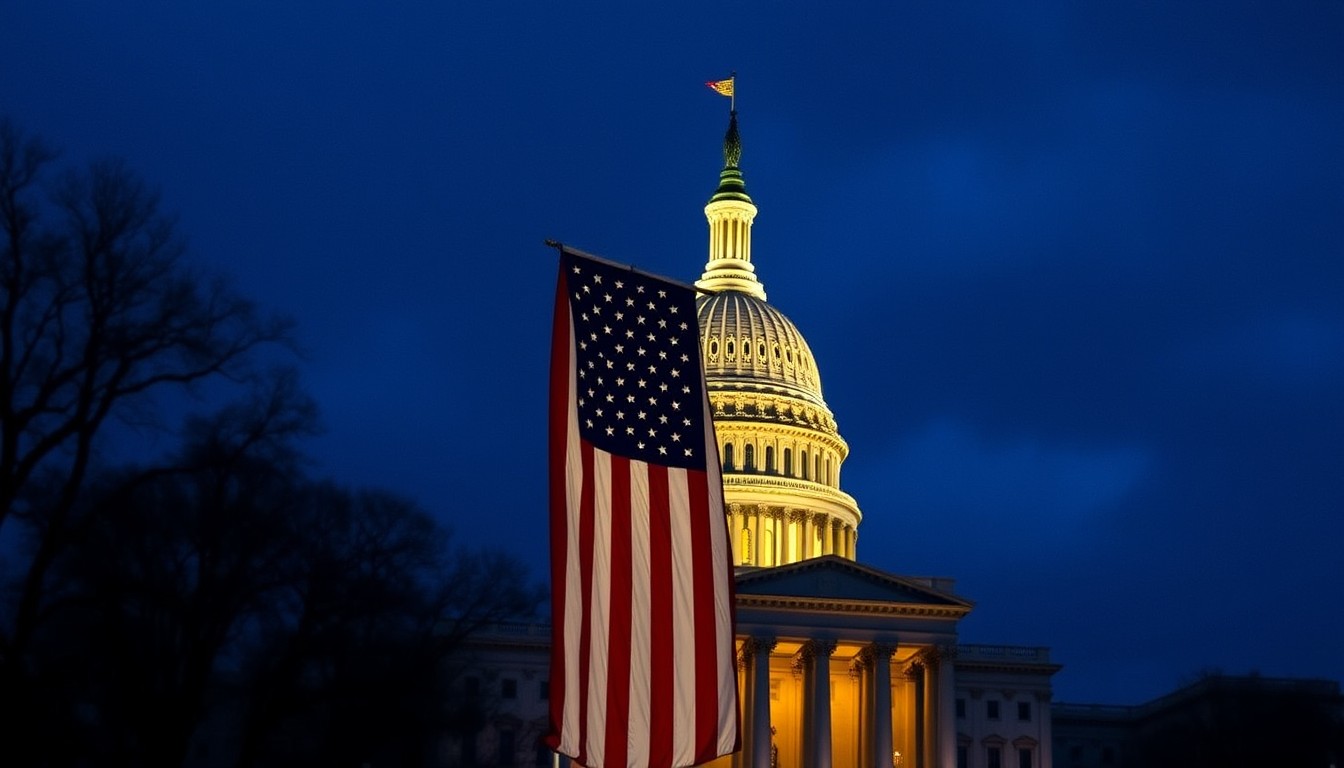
[{"xmin": 4, "ymin": 2, "xmax": 1341, "ymax": 705}]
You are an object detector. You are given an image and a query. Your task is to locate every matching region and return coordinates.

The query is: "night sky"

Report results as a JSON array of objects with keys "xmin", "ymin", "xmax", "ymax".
[{"xmin": 4, "ymin": 2, "xmax": 1341, "ymax": 706}]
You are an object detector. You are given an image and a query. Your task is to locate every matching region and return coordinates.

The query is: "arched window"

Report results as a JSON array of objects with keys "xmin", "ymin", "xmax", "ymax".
[
  {"xmin": 765, "ymin": 446, "xmax": 775, "ymax": 473},
  {"xmin": 744, "ymin": 444, "xmax": 755, "ymax": 471},
  {"xmin": 815, "ymin": 454, "xmax": 821, "ymax": 483},
  {"xmin": 723, "ymin": 442, "xmax": 734, "ymax": 472},
  {"xmin": 801, "ymin": 450, "xmax": 809, "ymax": 480},
  {"xmin": 783, "ymin": 448, "xmax": 792, "ymax": 477}
]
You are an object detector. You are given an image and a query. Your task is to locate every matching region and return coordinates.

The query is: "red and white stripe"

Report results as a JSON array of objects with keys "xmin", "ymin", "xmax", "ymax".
[{"xmin": 546, "ymin": 267, "xmax": 738, "ymax": 768}]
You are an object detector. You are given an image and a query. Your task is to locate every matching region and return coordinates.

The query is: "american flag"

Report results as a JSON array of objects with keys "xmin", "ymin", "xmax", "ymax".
[{"xmin": 546, "ymin": 247, "xmax": 738, "ymax": 768}]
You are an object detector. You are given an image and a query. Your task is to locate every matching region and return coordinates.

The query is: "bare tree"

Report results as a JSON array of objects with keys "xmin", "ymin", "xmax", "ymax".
[{"xmin": 0, "ymin": 118, "xmax": 289, "ymax": 723}]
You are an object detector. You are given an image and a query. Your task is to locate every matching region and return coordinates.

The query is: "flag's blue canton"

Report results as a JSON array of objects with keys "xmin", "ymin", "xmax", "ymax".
[{"xmin": 564, "ymin": 252, "xmax": 708, "ymax": 471}]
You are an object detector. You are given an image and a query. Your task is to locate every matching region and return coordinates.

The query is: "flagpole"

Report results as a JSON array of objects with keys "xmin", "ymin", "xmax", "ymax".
[{"xmin": 730, "ymin": 70, "xmax": 736, "ymax": 113}]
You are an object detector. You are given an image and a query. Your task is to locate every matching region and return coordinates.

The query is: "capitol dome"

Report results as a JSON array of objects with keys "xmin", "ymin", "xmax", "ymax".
[{"xmin": 695, "ymin": 112, "xmax": 862, "ymax": 567}]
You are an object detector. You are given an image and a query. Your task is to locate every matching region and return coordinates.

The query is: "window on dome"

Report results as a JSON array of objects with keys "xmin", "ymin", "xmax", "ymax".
[
  {"xmin": 765, "ymin": 446, "xmax": 775, "ymax": 473},
  {"xmin": 726, "ymin": 339, "xmax": 734, "ymax": 358},
  {"xmin": 744, "ymin": 444, "xmax": 755, "ymax": 471},
  {"xmin": 740, "ymin": 338, "xmax": 749, "ymax": 359},
  {"xmin": 801, "ymin": 451, "xmax": 809, "ymax": 480},
  {"xmin": 786, "ymin": 349, "xmax": 793, "ymax": 363},
  {"xmin": 758, "ymin": 341, "xmax": 766, "ymax": 358},
  {"xmin": 723, "ymin": 443, "xmax": 734, "ymax": 471},
  {"xmin": 783, "ymin": 449, "xmax": 792, "ymax": 477}
]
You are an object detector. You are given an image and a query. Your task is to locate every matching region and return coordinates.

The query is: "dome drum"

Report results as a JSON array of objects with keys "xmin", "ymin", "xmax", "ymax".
[{"xmin": 714, "ymin": 425, "xmax": 849, "ymax": 487}]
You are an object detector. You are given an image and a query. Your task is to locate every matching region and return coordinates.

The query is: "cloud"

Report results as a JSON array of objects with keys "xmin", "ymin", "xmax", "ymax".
[{"xmin": 851, "ymin": 420, "xmax": 1150, "ymax": 556}]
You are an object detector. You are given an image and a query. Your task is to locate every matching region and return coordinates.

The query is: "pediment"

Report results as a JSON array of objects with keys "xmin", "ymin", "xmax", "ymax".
[{"xmin": 734, "ymin": 556, "xmax": 972, "ymax": 610}]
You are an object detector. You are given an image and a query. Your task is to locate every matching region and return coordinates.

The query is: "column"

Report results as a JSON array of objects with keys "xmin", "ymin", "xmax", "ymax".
[
  {"xmin": 729, "ymin": 504, "xmax": 742, "ymax": 564},
  {"xmin": 906, "ymin": 663, "xmax": 925, "ymax": 768},
  {"xmin": 801, "ymin": 513, "xmax": 813, "ymax": 559},
  {"xmin": 1036, "ymin": 690, "xmax": 1054, "ymax": 768},
  {"xmin": 935, "ymin": 646, "xmax": 957, "ymax": 768},
  {"xmin": 789, "ymin": 509, "xmax": 805, "ymax": 564},
  {"xmin": 863, "ymin": 643, "xmax": 897, "ymax": 768},
  {"xmin": 751, "ymin": 506, "xmax": 763, "ymax": 565},
  {"xmin": 740, "ymin": 637, "xmax": 776, "ymax": 768},
  {"xmin": 799, "ymin": 639, "xmax": 837, "ymax": 768},
  {"xmin": 772, "ymin": 508, "xmax": 783, "ymax": 566}
]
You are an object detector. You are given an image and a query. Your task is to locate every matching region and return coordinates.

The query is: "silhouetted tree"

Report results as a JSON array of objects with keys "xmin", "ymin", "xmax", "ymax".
[
  {"xmin": 0, "ymin": 118, "xmax": 290, "ymax": 726},
  {"xmin": 17, "ymin": 378, "xmax": 542, "ymax": 766},
  {"xmin": 232, "ymin": 486, "xmax": 541, "ymax": 768},
  {"xmin": 3, "ymin": 118, "xmax": 544, "ymax": 768},
  {"xmin": 21, "ymin": 372, "xmax": 316, "ymax": 767}
]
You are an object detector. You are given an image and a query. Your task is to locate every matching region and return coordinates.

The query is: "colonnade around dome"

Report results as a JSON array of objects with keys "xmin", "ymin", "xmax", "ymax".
[{"xmin": 727, "ymin": 503, "xmax": 857, "ymax": 566}]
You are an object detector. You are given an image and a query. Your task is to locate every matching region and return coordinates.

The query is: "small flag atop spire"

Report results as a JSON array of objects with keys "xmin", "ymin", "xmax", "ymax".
[{"xmin": 705, "ymin": 77, "xmax": 734, "ymax": 97}]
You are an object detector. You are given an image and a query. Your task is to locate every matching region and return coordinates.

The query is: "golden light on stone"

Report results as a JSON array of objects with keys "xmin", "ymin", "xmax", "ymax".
[{"xmin": 694, "ymin": 117, "xmax": 864, "ymax": 568}]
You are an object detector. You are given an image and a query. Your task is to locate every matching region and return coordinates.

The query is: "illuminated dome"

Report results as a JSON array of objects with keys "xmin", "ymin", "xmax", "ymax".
[
  {"xmin": 698, "ymin": 293, "xmax": 827, "ymax": 412},
  {"xmin": 695, "ymin": 112, "xmax": 862, "ymax": 567}
]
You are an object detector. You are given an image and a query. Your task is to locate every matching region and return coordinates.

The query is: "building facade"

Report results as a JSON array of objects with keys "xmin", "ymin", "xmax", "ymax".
[
  {"xmin": 454, "ymin": 113, "xmax": 1060, "ymax": 768},
  {"xmin": 1052, "ymin": 674, "xmax": 1344, "ymax": 768},
  {"xmin": 692, "ymin": 112, "xmax": 1059, "ymax": 768}
]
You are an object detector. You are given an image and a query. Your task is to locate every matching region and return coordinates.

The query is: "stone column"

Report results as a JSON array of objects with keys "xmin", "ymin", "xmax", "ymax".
[
  {"xmin": 729, "ymin": 504, "xmax": 742, "ymax": 564},
  {"xmin": 751, "ymin": 506, "xmax": 763, "ymax": 565},
  {"xmin": 801, "ymin": 513, "xmax": 813, "ymax": 559},
  {"xmin": 861, "ymin": 643, "xmax": 897, "ymax": 768},
  {"xmin": 740, "ymin": 637, "xmax": 776, "ymax": 768},
  {"xmin": 798, "ymin": 639, "xmax": 837, "ymax": 768},
  {"xmin": 789, "ymin": 509, "xmax": 805, "ymax": 564},
  {"xmin": 934, "ymin": 646, "xmax": 957, "ymax": 768},
  {"xmin": 1037, "ymin": 690, "xmax": 1054, "ymax": 768},
  {"xmin": 906, "ymin": 662, "xmax": 925, "ymax": 768}
]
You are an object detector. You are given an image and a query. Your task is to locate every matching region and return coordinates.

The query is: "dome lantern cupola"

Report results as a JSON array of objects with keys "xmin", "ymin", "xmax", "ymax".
[{"xmin": 696, "ymin": 112, "xmax": 766, "ymax": 301}]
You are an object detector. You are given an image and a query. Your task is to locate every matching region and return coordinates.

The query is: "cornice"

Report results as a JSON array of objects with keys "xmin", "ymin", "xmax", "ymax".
[
  {"xmin": 721, "ymin": 476, "xmax": 860, "ymax": 512},
  {"xmin": 954, "ymin": 660, "xmax": 1063, "ymax": 676},
  {"xmin": 736, "ymin": 593, "xmax": 971, "ymax": 620},
  {"xmin": 709, "ymin": 391, "xmax": 842, "ymax": 438}
]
